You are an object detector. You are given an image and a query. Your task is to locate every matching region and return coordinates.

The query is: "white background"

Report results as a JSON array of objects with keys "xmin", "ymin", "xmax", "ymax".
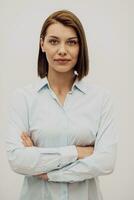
[{"xmin": 1, "ymin": 0, "xmax": 133, "ymax": 199}]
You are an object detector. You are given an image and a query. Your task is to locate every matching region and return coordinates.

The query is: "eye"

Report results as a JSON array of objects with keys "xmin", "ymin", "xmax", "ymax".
[
  {"xmin": 48, "ymin": 39, "xmax": 59, "ymax": 45},
  {"xmin": 67, "ymin": 40, "xmax": 78, "ymax": 46}
]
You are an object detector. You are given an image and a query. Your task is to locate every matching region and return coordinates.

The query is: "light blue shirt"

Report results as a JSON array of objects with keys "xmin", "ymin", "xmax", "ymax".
[{"xmin": 6, "ymin": 77, "xmax": 118, "ymax": 200}]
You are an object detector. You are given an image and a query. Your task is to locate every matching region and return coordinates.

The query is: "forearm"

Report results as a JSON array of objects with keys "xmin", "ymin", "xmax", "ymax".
[
  {"xmin": 13, "ymin": 132, "xmax": 94, "ymax": 177},
  {"xmin": 7, "ymin": 145, "xmax": 78, "ymax": 176},
  {"xmin": 47, "ymin": 144, "xmax": 117, "ymax": 183}
]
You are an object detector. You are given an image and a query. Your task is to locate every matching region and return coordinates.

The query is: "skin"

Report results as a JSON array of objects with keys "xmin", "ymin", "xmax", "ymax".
[
  {"xmin": 40, "ymin": 22, "xmax": 80, "ymax": 100},
  {"xmin": 20, "ymin": 22, "xmax": 94, "ymax": 181}
]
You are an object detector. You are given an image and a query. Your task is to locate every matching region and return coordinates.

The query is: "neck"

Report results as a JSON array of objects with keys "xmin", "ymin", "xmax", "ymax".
[{"xmin": 47, "ymin": 70, "xmax": 76, "ymax": 94}]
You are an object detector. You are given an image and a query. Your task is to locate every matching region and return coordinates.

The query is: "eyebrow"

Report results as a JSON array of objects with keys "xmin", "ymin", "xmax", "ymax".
[{"xmin": 47, "ymin": 35, "xmax": 78, "ymax": 40}]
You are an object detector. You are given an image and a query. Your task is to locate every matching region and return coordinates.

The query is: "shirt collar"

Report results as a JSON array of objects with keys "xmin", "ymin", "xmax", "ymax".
[
  {"xmin": 36, "ymin": 76, "xmax": 88, "ymax": 94},
  {"xmin": 71, "ymin": 77, "xmax": 88, "ymax": 94},
  {"xmin": 35, "ymin": 77, "xmax": 49, "ymax": 92}
]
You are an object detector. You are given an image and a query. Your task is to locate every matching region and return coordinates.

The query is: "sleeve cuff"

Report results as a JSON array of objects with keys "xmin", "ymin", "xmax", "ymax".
[{"xmin": 37, "ymin": 145, "xmax": 78, "ymax": 172}]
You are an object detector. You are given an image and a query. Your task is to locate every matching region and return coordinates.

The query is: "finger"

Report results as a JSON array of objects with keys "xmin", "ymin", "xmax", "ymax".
[
  {"xmin": 39, "ymin": 174, "xmax": 48, "ymax": 180},
  {"xmin": 21, "ymin": 138, "xmax": 30, "ymax": 147},
  {"xmin": 21, "ymin": 133, "xmax": 26, "ymax": 139},
  {"xmin": 35, "ymin": 174, "xmax": 44, "ymax": 179},
  {"xmin": 23, "ymin": 135, "xmax": 33, "ymax": 146},
  {"xmin": 33, "ymin": 174, "xmax": 48, "ymax": 181},
  {"xmin": 21, "ymin": 133, "xmax": 28, "ymax": 142},
  {"xmin": 39, "ymin": 175, "xmax": 44, "ymax": 179},
  {"xmin": 21, "ymin": 136, "xmax": 32, "ymax": 147},
  {"xmin": 21, "ymin": 132, "xmax": 28, "ymax": 137},
  {"xmin": 21, "ymin": 133, "xmax": 33, "ymax": 147},
  {"xmin": 26, "ymin": 136, "xmax": 33, "ymax": 146},
  {"xmin": 34, "ymin": 173, "xmax": 45, "ymax": 178},
  {"xmin": 21, "ymin": 135, "xmax": 27, "ymax": 146},
  {"xmin": 21, "ymin": 132, "xmax": 31, "ymax": 140}
]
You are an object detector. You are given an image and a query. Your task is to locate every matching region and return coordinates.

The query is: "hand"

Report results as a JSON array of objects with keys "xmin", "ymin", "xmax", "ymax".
[
  {"xmin": 76, "ymin": 145, "xmax": 94, "ymax": 159},
  {"xmin": 21, "ymin": 132, "xmax": 34, "ymax": 147},
  {"xmin": 34, "ymin": 173, "xmax": 49, "ymax": 181}
]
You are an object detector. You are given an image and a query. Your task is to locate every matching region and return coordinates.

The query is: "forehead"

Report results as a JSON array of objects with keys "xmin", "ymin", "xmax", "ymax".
[{"xmin": 45, "ymin": 22, "xmax": 77, "ymax": 38}]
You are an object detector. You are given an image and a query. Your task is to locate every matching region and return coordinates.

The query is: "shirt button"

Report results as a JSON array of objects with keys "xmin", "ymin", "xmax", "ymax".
[
  {"xmin": 57, "ymin": 163, "xmax": 61, "ymax": 168},
  {"xmin": 68, "ymin": 91, "xmax": 72, "ymax": 94}
]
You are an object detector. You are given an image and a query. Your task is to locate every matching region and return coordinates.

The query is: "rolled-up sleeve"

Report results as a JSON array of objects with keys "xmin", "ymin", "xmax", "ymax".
[
  {"xmin": 48, "ymin": 92, "xmax": 118, "ymax": 183},
  {"xmin": 6, "ymin": 89, "xmax": 78, "ymax": 176}
]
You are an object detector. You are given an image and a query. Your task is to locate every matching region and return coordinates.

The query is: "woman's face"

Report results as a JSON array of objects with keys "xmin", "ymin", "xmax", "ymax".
[{"xmin": 41, "ymin": 22, "xmax": 79, "ymax": 75}]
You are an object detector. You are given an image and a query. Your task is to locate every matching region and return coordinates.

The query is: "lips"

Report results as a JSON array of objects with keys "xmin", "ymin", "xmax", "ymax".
[
  {"xmin": 54, "ymin": 59, "xmax": 71, "ymax": 64},
  {"xmin": 54, "ymin": 59, "xmax": 71, "ymax": 61}
]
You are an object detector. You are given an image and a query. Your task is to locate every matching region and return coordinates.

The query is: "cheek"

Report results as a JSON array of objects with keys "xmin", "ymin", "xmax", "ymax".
[
  {"xmin": 72, "ymin": 48, "xmax": 79, "ymax": 60},
  {"xmin": 45, "ymin": 48, "xmax": 56, "ymax": 61}
]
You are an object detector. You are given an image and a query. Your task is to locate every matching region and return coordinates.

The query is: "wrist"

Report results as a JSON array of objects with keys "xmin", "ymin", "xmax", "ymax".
[{"xmin": 76, "ymin": 146, "xmax": 81, "ymax": 159}]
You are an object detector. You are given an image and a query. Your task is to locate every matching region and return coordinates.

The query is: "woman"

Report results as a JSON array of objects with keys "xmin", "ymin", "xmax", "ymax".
[{"xmin": 6, "ymin": 10, "xmax": 117, "ymax": 200}]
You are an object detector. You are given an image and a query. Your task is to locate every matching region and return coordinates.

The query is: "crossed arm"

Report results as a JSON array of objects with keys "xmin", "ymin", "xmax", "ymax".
[
  {"xmin": 21, "ymin": 132, "xmax": 94, "ymax": 181},
  {"xmin": 6, "ymin": 89, "xmax": 117, "ymax": 183}
]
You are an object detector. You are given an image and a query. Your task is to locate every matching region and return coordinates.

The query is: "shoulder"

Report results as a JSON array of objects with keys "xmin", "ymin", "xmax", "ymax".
[
  {"xmin": 9, "ymin": 79, "xmax": 40, "ymax": 106},
  {"xmin": 82, "ymin": 78, "xmax": 112, "ymax": 98},
  {"xmin": 81, "ymin": 78, "xmax": 115, "ymax": 109}
]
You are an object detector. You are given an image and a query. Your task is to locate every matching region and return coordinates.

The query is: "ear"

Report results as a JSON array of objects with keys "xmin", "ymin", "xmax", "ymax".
[{"xmin": 40, "ymin": 38, "xmax": 45, "ymax": 53}]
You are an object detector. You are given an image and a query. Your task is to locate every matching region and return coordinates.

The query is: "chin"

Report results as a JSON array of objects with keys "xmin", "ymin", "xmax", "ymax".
[{"xmin": 54, "ymin": 67, "xmax": 74, "ymax": 74}]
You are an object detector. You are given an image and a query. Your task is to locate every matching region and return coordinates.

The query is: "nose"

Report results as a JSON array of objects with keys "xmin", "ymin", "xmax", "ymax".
[{"xmin": 58, "ymin": 43, "xmax": 67, "ymax": 56}]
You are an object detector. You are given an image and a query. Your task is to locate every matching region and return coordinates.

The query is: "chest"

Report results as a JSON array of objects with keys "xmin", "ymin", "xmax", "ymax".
[{"xmin": 28, "ymin": 91, "xmax": 101, "ymax": 147}]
